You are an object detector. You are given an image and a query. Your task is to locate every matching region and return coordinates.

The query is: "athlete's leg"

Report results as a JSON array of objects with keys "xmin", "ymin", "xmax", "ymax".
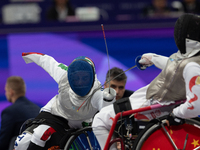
[
  {"xmin": 14, "ymin": 131, "xmax": 32, "ymax": 150},
  {"xmin": 27, "ymin": 124, "xmax": 54, "ymax": 150}
]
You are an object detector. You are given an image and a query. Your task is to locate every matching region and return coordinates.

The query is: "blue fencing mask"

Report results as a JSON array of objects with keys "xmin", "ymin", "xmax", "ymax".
[{"xmin": 68, "ymin": 56, "xmax": 95, "ymax": 97}]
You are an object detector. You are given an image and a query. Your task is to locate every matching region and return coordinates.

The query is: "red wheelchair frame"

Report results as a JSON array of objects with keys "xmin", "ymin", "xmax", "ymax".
[{"xmin": 103, "ymin": 99, "xmax": 200, "ymax": 150}]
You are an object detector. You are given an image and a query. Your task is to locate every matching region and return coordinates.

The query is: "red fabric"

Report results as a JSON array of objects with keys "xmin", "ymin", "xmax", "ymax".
[
  {"xmin": 134, "ymin": 113, "xmax": 149, "ymax": 121},
  {"xmin": 40, "ymin": 127, "xmax": 56, "ymax": 141},
  {"xmin": 189, "ymin": 76, "xmax": 198, "ymax": 91},
  {"xmin": 22, "ymin": 52, "xmax": 44, "ymax": 56},
  {"xmin": 140, "ymin": 124, "xmax": 200, "ymax": 150},
  {"xmin": 48, "ymin": 146, "xmax": 60, "ymax": 150},
  {"xmin": 188, "ymin": 76, "xmax": 199, "ymax": 110}
]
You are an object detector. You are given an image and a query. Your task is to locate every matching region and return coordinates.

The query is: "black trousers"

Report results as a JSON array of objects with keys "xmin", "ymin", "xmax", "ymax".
[{"xmin": 25, "ymin": 111, "xmax": 73, "ymax": 150}]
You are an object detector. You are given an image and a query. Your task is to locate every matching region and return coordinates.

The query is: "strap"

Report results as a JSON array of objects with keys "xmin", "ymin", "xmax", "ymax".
[
  {"xmin": 113, "ymin": 97, "xmax": 132, "ymax": 114},
  {"xmin": 25, "ymin": 111, "xmax": 70, "ymax": 137}
]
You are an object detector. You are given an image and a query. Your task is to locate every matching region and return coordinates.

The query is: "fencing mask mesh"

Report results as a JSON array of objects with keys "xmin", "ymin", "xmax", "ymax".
[
  {"xmin": 174, "ymin": 13, "xmax": 200, "ymax": 54},
  {"xmin": 68, "ymin": 56, "xmax": 95, "ymax": 97}
]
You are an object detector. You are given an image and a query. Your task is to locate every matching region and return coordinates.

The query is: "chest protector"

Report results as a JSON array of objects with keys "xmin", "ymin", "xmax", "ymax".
[{"xmin": 146, "ymin": 53, "xmax": 200, "ymax": 102}]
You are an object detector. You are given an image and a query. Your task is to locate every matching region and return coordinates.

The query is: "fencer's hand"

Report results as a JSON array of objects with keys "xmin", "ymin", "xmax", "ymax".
[
  {"xmin": 166, "ymin": 113, "xmax": 185, "ymax": 126},
  {"xmin": 135, "ymin": 53, "xmax": 154, "ymax": 70},
  {"xmin": 139, "ymin": 54, "xmax": 154, "ymax": 67},
  {"xmin": 103, "ymin": 88, "xmax": 116, "ymax": 102}
]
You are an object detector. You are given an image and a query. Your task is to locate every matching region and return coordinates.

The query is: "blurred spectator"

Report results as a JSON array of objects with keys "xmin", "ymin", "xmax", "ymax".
[
  {"xmin": 104, "ymin": 67, "xmax": 134, "ymax": 150},
  {"xmin": 181, "ymin": 0, "xmax": 200, "ymax": 14},
  {"xmin": 46, "ymin": 0, "xmax": 75, "ymax": 22},
  {"xmin": 0, "ymin": 76, "xmax": 40, "ymax": 150},
  {"xmin": 141, "ymin": 0, "xmax": 179, "ymax": 19}
]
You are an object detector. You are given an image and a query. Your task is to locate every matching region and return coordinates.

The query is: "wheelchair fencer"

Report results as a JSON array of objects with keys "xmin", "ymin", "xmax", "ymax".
[
  {"xmin": 62, "ymin": 99, "xmax": 200, "ymax": 150},
  {"xmin": 91, "ymin": 13, "xmax": 200, "ymax": 150}
]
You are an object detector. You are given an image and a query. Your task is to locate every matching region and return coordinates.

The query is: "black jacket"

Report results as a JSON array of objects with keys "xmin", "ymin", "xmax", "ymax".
[
  {"xmin": 0, "ymin": 96, "xmax": 40, "ymax": 150},
  {"xmin": 122, "ymin": 89, "xmax": 134, "ymax": 98}
]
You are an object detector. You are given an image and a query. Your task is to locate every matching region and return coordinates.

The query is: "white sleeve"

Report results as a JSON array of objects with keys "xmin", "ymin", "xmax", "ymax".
[
  {"xmin": 22, "ymin": 52, "xmax": 67, "ymax": 83},
  {"xmin": 91, "ymin": 90, "xmax": 116, "ymax": 111},
  {"xmin": 92, "ymin": 126, "xmax": 110, "ymax": 149},
  {"xmin": 173, "ymin": 62, "xmax": 200, "ymax": 119},
  {"xmin": 151, "ymin": 54, "xmax": 169, "ymax": 69},
  {"xmin": 140, "ymin": 53, "xmax": 168, "ymax": 70},
  {"xmin": 92, "ymin": 104, "xmax": 117, "ymax": 150}
]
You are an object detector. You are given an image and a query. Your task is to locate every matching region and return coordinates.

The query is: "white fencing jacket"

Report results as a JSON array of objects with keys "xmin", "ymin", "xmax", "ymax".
[
  {"xmin": 22, "ymin": 52, "xmax": 115, "ymax": 128},
  {"xmin": 92, "ymin": 39, "xmax": 200, "ymax": 149}
]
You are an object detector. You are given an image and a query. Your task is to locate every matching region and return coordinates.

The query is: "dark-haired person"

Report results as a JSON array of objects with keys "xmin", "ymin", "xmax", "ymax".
[
  {"xmin": 104, "ymin": 67, "xmax": 134, "ymax": 149},
  {"xmin": 104, "ymin": 67, "xmax": 134, "ymax": 101}
]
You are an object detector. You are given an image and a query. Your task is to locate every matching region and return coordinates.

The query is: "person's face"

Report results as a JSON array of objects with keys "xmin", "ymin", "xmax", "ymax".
[
  {"xmin": 104, "ymin": 80, "xmax": 126, "ymax": 100},
  {"xmin": 72, "ymin": 71, "xmax": 91, "ymax": 87},
  {"xmin": 5, "ymin": 83, "xmax": 13, "ymax": 102}
]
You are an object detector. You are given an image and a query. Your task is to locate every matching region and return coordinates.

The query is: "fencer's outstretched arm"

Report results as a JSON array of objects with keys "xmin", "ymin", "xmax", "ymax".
[
  {"xmin": 22, "ymin": 52, "xmax": 66, "ymax": 83},
  {"xmin": 173, "ymin": 62, "xmax": 200, "ymax": 119},
  {"xmin": 139, "ymin": 53, "xmax": 169, "ymax": 70}
]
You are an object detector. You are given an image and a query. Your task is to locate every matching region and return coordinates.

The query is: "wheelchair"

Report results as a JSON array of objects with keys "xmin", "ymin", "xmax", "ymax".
[
  {"xmin": 63, "ymin": 126, "xmax": 100, "ymax": 150},
  {"xmin": 63, "ymin": 99, "xmax": 200, "ymax": 150}
]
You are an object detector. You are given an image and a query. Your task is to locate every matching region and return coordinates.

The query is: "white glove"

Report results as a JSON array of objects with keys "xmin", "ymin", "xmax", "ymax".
[
  {"xmin": 103, "ymin": 88, "xmax": 116, "ymax": 102},
  {"xmin": 138, "ymin": 53, "xmax": 154, "ymax": 69}
]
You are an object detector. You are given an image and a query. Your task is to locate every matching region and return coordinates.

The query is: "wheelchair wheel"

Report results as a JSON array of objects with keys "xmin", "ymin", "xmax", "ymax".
[
  {"xmin": 63, "ymin": 127, "xmax": 101, "ymax": 150},
  {"xmin": 133, "ymin": 117, "xmax": 200, "ymax": 150}
]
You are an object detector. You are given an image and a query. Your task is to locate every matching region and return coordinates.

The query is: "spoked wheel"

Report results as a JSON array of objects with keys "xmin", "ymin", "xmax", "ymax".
[
  {"xmin": 64, "ymin": 127, "xmax": 101, "ymax": 150},
  {"xmin": 133, "ymin": 117, "xmax": 200, "ymax": 150}
]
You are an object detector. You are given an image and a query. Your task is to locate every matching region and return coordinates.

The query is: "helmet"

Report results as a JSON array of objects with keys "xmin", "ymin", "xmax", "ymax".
[
  {"xmin": 68, "ymin": 56, "xmax": 95, "ymax": 97},
  {"xmin": 174, "ymin": 13, "xmax": 200, "ymax": 54}
]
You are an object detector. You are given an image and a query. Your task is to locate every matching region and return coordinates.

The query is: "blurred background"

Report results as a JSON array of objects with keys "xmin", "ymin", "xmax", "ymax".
[{"xmin": 0, "ymin": 0, "xmax": 200, "ymax": 124}]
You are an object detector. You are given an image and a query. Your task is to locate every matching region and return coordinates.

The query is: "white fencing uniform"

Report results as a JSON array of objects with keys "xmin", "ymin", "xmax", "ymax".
[
  {"xmin": 92, "ymin": 41, "xmax": 200, "ymax": 149},
  {"xmin": 15, "ymin": 53, "xmax": 115, "ymax": 150}
]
